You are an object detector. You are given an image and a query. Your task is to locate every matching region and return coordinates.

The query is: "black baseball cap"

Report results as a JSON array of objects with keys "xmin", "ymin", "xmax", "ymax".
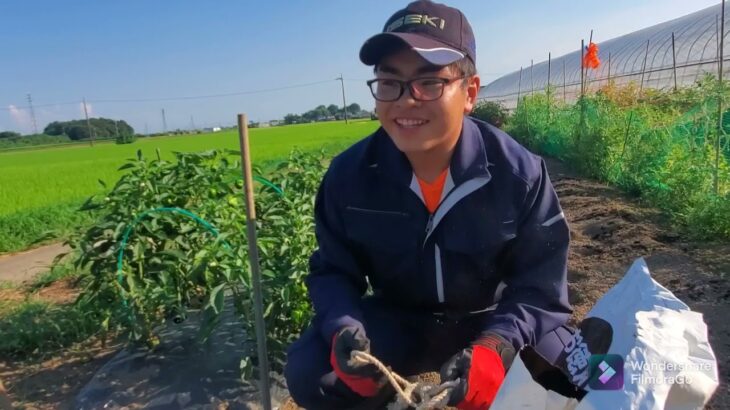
[{"xmin": 360, "ymin": 0, "xmax": 476, "ymax": 66}]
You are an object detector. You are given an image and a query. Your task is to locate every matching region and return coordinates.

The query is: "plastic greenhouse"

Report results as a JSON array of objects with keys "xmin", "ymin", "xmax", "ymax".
[{"xmin": 479, "ymin": 4, "xmax": 730, "ymax": 109}]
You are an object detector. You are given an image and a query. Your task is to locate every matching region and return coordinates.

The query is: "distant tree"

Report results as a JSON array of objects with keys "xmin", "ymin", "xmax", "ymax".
[
  {"xmin": 470, "ymin": 101, "xmax": 508, "ymax": 128},
  {"xmin": 41, "ymin": 118, "xmax": 134, "ymax": 140},
  {"xmin": 314, "ymin": 105, "xmax": 329, "ymax": 120},
  {"xmin": 286, "ymin": 103, "xmax": 366, "ymax": 124},
  {"xmin": 66, "ymin": 124, "xmax": 90, "ymax": 140},
  {"xmin": 44, "ymin": 121, "xmax": 65, "ymax": 136},
  {"xmin": 302, "ymin": 111, "xmax": 314, "ymax": 122},
  {"xmin": 347, "ymin": 103, "xmax": 361, "ymax": 114},
  {"xmin": 0, "ymin": 131, "xmax": 21, "ymax": 139},
  {"xmin": 116, "ymin": 131, "xmax": 137, "ymax": 144},
  {"xmin": 283, "ymin": 113, "xmax": 301, "ymax": 125}
]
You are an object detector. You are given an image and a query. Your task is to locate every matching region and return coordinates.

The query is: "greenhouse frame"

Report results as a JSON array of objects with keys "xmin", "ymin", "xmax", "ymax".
[{"xmin": 479, "ymin": 4, "xmax": 730, "ymax": 109}]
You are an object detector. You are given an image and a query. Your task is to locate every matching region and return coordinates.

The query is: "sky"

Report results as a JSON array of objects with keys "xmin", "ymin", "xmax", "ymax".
[{"xmin": 0, "ymin": 0, "xmax": 721, "ymax": 134}]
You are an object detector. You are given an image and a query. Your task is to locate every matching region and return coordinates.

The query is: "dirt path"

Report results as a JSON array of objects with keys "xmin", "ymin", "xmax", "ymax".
[
  {"xmin": 3, "ymin": 158, "xmax": 729, "ymax": 409},
  {"xmin": 546, "ymin": 158, "xmax": 729, "ymax": 409},
  {"xmin": 0, "ymin": 242, "xmax": 70, "ymax": 283}
]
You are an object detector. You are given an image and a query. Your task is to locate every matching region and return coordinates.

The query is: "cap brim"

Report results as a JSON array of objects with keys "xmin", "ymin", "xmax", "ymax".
[{"xmin": 359, "ymin": 32, "xmax": 465, "ymax": 66}]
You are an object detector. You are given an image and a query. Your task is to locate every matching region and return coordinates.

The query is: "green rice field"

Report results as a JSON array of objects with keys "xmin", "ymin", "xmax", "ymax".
[{"xmin": 0, "ymin": 120, "xmax": 380, "ymax": 253}]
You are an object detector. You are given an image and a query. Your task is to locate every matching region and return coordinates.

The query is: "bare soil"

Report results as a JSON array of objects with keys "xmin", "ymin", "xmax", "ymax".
[
  {"xmin": 0, "ymin": 243, "xmax": 71, "ymax": 284},
  {"xmin": 2, "ymin": 158, "xmax": 729, "ymax": 409},
  {"xmin": 0, "ymin": 277, "xmax": 122, "ymax": 409},
  {"xmin": 548, "ymin": 158, "xmax": 729, "ymax": 409}
]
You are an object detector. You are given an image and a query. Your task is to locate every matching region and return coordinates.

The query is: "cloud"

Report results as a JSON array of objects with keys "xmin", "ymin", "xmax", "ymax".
[
  {"xmin": 79, "ymin": 101, "xmax": 93, "ymax": 118},
  {"xmin": 8, "ymin": 105, "xmax": 32, "ymax": 132}
]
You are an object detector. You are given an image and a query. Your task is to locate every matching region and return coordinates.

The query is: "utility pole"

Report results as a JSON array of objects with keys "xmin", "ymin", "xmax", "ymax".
[
  {"xmin": 161, "ymin": 109, "xmax": 167, "ymax": 134},
  {"xmin": 27, "ymin": 94, "xmax": 38, "ymax": 134},
  {"xmin": 336, "ymin": 74, "xmax": 349, "ymax": 124},
  {"xmin": 114, "ymin": 120, "xmax": 120, "ymax": 140},
  {"xmin": 190, "ymin": 115, "xmax": 196, "ymax": 132},
  {"xmin": 83, "ymin": 97, "xmax": 94, "ymax": 146}
]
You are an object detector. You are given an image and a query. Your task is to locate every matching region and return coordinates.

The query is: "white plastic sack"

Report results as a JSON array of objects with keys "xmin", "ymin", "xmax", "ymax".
[{"xmin": 491, "ymin": 258, "xmax": 719, "ymax": 410}]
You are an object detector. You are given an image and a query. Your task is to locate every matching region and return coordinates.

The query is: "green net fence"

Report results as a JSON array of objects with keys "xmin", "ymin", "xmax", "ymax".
[{"xmin": 502, "ymin": 75, "xmax": 730, "ymax": 239}]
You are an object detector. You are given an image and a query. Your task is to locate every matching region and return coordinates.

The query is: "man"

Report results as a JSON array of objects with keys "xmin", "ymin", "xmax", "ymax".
[{"xmin": 284, "ymin": 1, "xmax": 574, "ymax": 408}]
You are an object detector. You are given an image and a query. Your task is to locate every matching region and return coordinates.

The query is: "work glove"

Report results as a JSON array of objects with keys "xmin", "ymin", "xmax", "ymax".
[
  {"xmin": 330, "ymin": 326, "xmax": 384, "ymax": 397},
  {"xmin": 440, "ymin": 332, "xmax": 516, "ymax": 410}
]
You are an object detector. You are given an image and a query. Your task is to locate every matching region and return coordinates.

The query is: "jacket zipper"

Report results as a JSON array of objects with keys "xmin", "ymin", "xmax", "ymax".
[
  {"xmin": 420, "ymin": 175, "xmax": 492, "ymax": 307},
  {"xmin": 423, "ymin": 213, "xmax": 434, "ymax": 249}
]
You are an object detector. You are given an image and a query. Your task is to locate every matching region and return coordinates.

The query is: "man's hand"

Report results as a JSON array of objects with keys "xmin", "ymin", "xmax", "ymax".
[
  {"xmin": 330, "ymin": 326, "xmax": 383, "ymax": 397},
  {"xmin": 440, "ymin": 332, "xmax": 516, "ymax": 410}
]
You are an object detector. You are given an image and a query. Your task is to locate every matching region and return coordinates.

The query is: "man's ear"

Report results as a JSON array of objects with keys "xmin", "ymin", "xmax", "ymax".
[{"xmin": 463, "ymin": 75, "xmax": 481, "ymax": 114}]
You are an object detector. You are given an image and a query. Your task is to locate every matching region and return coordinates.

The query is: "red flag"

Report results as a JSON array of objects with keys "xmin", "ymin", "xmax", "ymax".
[{"xmin": 583, "ymin": 42, "xmax": 601, "ymax": 69}]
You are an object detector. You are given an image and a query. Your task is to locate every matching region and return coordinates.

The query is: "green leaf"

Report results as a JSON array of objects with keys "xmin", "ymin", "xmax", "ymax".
[
  {"xmin": 78, "ymin": 196, "xmax": 100, "ymax": 211},
  {"xmin": 263, "ymin": 302, "xmax": 274, "ymax": 318},
  {"xmin": 208, "ymin": 283, "xmax": 225, "ymax": 314},
  {"xmin": 159, "ymin": 249, "xmax": 186, "ymax": 260},
  {"xmin": 189, "ymin": 260, "xmax": 208, "ymax": 282}
]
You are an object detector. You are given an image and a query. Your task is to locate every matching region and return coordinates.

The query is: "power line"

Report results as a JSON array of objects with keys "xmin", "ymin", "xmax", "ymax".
[
  {"xmin": 0, "ymin": 79, "xmax": 338, "ymax": 111},
  {"xmin": 88, "ymin": 79, "xmax": 336, "ymax": 103},
  {"xmin": 0, "ymin": 100, "xmax": 80, "ymax": 111}
]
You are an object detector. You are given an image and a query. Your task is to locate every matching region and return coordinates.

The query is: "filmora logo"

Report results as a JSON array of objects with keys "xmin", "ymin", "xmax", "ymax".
[{"xmin": 588, "ymin": 354, "xmax": 624, "ymax": 390}]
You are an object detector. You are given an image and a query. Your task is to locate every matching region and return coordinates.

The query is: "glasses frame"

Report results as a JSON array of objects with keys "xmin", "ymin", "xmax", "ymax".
[{"xmin": 366, "ymin": 76, "xmax": 467, "ymax": 102}]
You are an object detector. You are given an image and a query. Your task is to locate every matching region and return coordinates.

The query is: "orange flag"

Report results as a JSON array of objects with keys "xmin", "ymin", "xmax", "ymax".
[{"xmin": 583, "ymin": 42, "xmax": 601, "ymax": 69}]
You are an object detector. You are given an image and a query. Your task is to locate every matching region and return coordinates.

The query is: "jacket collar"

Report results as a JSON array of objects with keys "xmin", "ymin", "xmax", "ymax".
[{"xmin": 372, "ymin": 116, "xmax": 491, "ymax": 187}]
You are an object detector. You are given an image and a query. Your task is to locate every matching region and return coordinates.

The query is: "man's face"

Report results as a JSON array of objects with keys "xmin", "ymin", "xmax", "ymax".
[{"xmin": 374, "ymin": 47, "xmax": 480, "ymax": 155}]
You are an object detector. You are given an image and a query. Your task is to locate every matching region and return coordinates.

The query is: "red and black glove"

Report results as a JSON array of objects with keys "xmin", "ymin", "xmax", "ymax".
[
  {"xmin": 440, "ymin": 332, "xmax": 516, "ymax": 410},
  {"xmin": 330, "ymin": 326, "xmax": 384, "ymax": 397}
]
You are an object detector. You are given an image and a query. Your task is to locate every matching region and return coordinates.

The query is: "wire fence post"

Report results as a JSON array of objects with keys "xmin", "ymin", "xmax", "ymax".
[
  {"xmin": 619, "ymin": 39, "xmax": 651, "ymax": 166},
  {"xmin": 525, "ymin": 64, "xmax": 532, "ymax": 138},
  {"xmin": 672, "ymin": 32, "xmax": 678, "ymax": 92},
  {"xmin": 563, "ymin": 59, "xmax": 567, "ymax": 102},
  {"xmin": 547, "ymin": 52, "xmax": 552, "ymax": 122},
  {"xmin": 716, "ymin": 1, "xmax": 726, "ymax": 195},
  {"xmin": 640, "ymin": 40, "xmax": 650, "ymax": 92},
  {"xmin": 580, "ymin": 39, "xmax": 585, "ymax": 97},
  {"xmin": 607, "ymin": 52, "xmax": 612, "ymax": 86},
  {"xmin": 530, "ymin": 59, "xmax": 535, "ymax": 96},
  {"xmin": 517, "ymin": 66, "xmax": 523, "ymax": 109},
  {"xmin": 579, "ymin": 39, "xmax": 586, "ymax": 142}
]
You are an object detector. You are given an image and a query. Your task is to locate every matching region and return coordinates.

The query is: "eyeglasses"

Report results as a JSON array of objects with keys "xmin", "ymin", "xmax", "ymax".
[{"xmin": 366, "ymin": 76, "xmax": 466, "ymax": 102}]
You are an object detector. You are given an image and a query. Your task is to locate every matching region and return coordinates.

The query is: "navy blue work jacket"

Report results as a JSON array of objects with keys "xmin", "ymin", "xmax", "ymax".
[{"xmin": 306, "ymin": 116, "xmax": 572, "ymax": 350}]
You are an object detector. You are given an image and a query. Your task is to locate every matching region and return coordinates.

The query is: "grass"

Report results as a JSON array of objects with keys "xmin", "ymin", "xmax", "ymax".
[
  {"xmin": 0, "ymin": 301, "xmax": 100, "ymax": 358},
  {"xmin": 0, "ymin": 260, "xmax": 90, "ymax": 357},
  {"xmin": 26, "ymin": 260, "xmax": 78, "ymax": 293},
  {"xmin": 0, "ymin": 120, "xmax": 380, "ymax": 253}
]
